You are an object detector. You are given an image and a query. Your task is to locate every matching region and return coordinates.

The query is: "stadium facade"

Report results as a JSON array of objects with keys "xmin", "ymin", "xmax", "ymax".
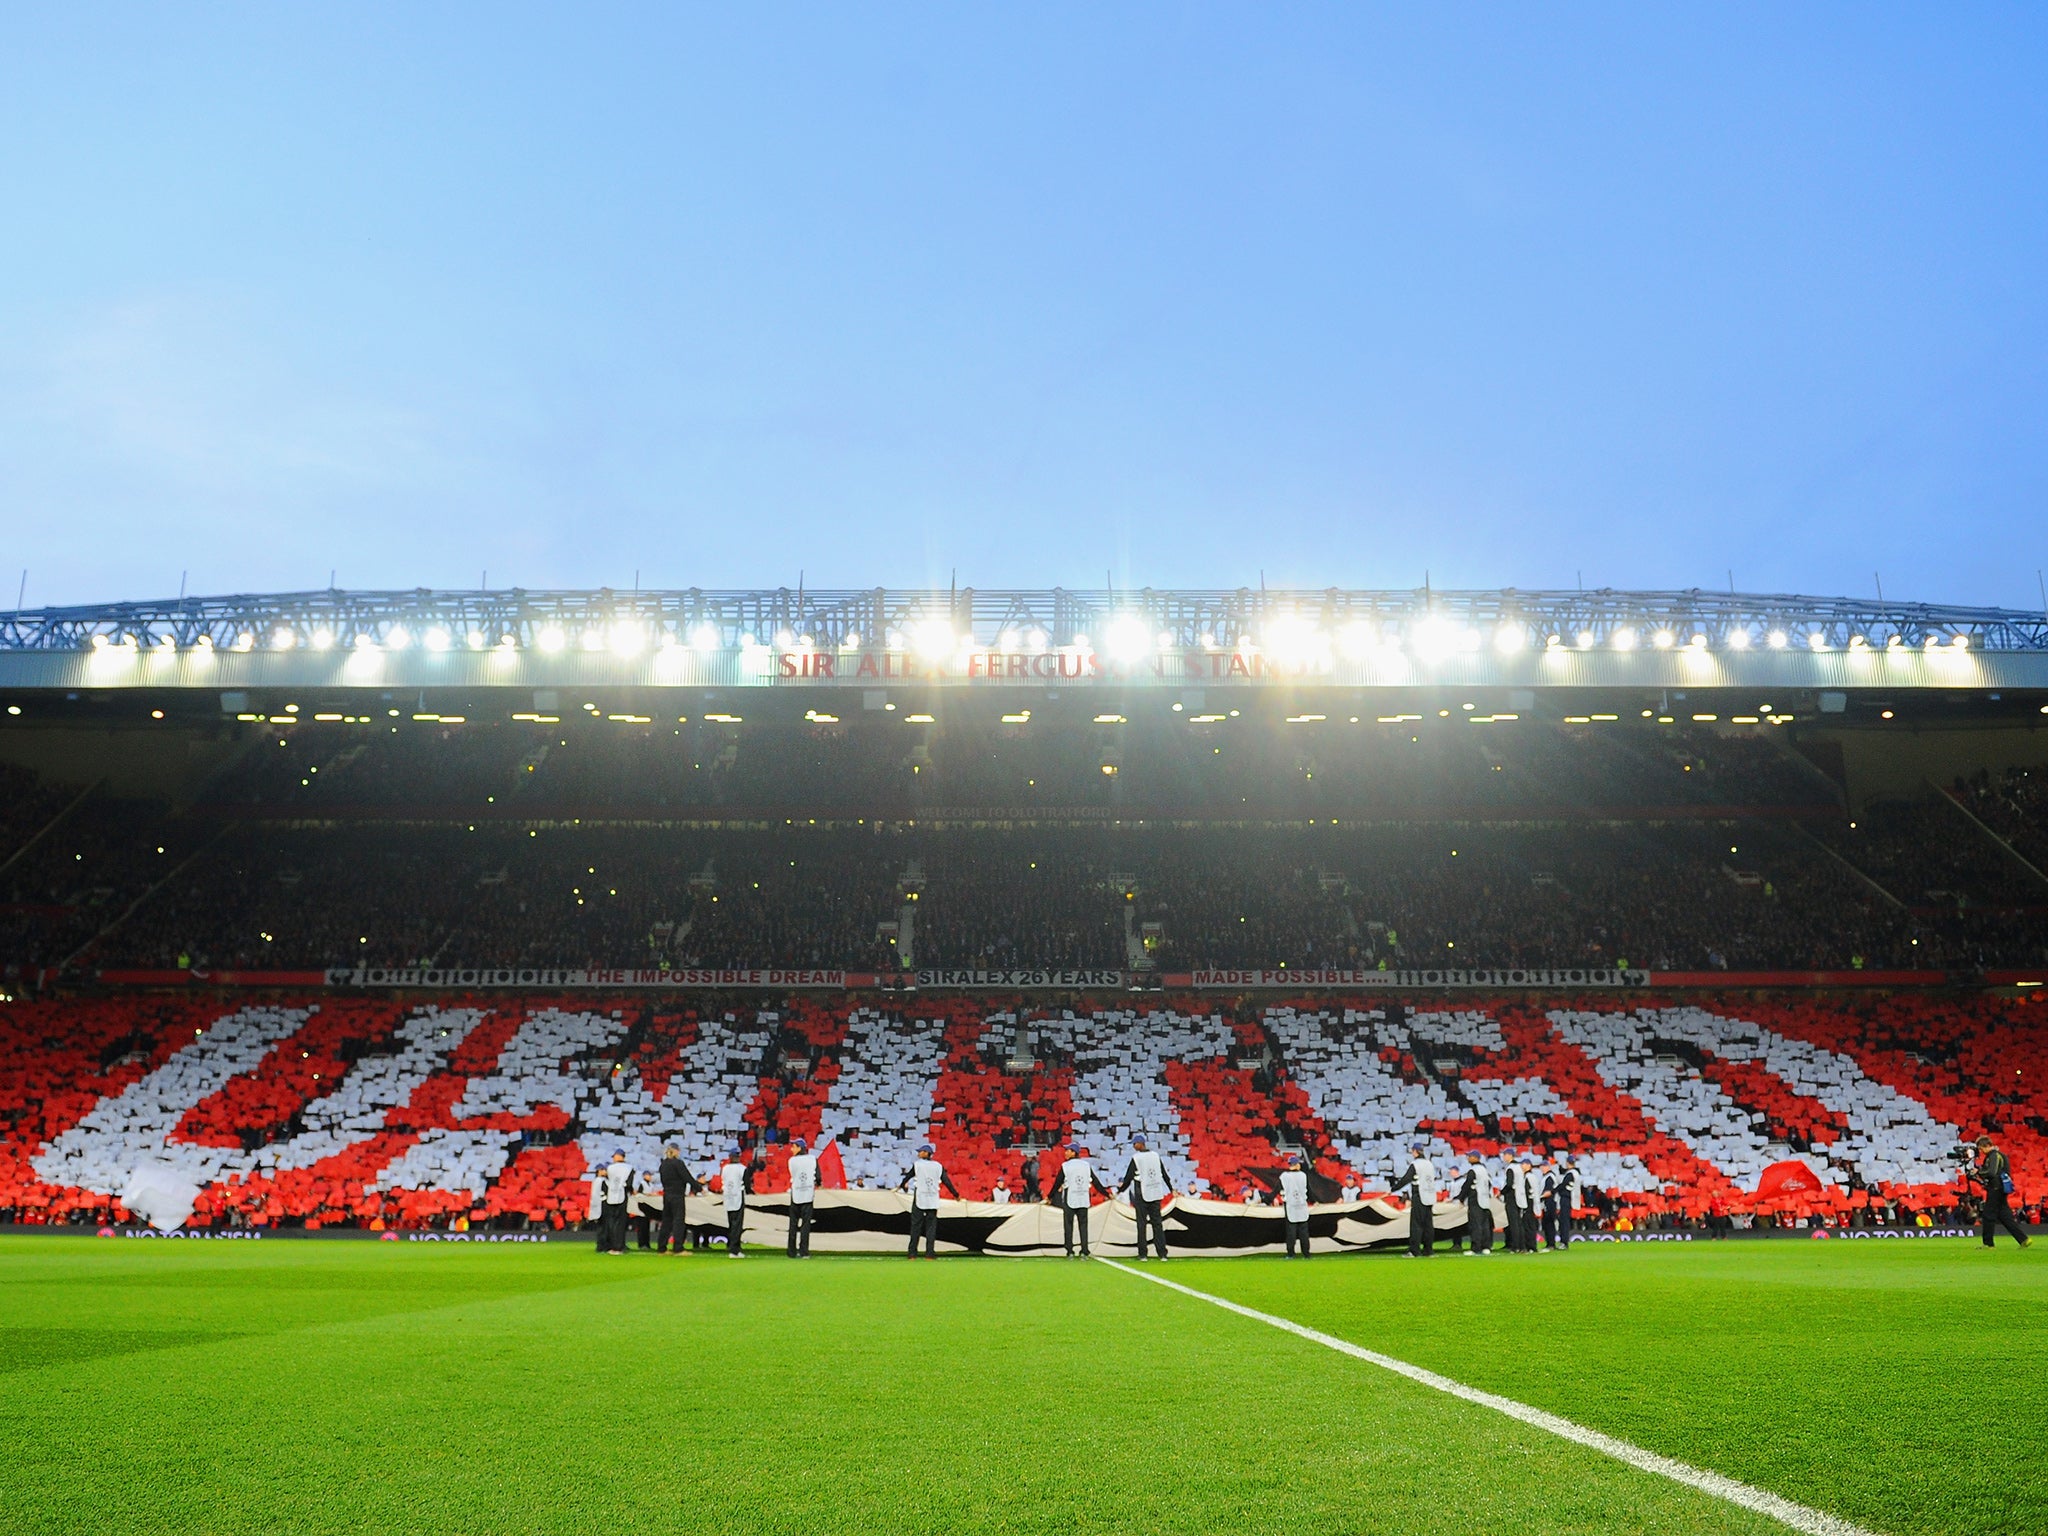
[{"xmin": 4, "ymin": 586, "xmax": 2048, "ymax": 696}]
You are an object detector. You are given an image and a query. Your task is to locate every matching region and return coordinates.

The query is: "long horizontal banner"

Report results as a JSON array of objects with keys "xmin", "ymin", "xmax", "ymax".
[
  {"xmin": 665, "ymin": 1189, "xmax": 1467, "ymax": 1257},
  {"xmin": 322, "ymin": 967, "xmax": 861, "ymax": 989},
  {"xmin": 79, "ymin": 965, "xmax": 1979, "ymax": 992},
  {"xmin": 1184, "ymin": 967, "xmax": 1647, "ymax": 989}
]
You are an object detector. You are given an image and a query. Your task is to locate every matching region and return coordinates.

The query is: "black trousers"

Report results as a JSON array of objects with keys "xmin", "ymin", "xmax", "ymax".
[
  {"xmin": 1408, "ymin": 1201, "xmax": 1434, "ymax": 1257},
  {"xmin": 908, "ymin": 1205, "xmax": 939, "ymax": 1257},
  {"xmin": 631, "ymin": 1211, "xmax": 653, "ymax": 1249},
  {"xmin": 1467, "ymin": 1203, "xmax": 1493, "ymax": 1254},
  {"xmin": 725, "ymin": 1207, "xmax": 745, "ymax": 1254},
  {"xmin": 598, "ymin": 1202, "xmax": 628, "ymax": 1252},
  {"xmin": 1133, "ymin": 1196, "xmax": 1169, "ymax": 1258},
  {"xmin": 1540, "ymin": 1206, "xmax": 1559, "ymax": 1249},
  {"xmin": 787, "ymin": 1200, "xmax": 814, "ymax": 1257},
  {"xmin": 1554, "ymin": 1207, "xmax": 1573, "ymax": 1250},
  {"xmin": 1503, "ymin": 1201, "xmax": 1523, "ymax": 1251},
  {"xmin": 1284, "ymin": 1218, "xmax": 1310, "ymax": 1257},
  {"xmin": 1062, "ymin": 1203, "xmax": 1091, "ymax": 1256},
  {"xmin": 1982, "ymin": 1194, "xmax": 2030, "ymax": 1247},
  {"xmin": 656, "ymin": 1204, "xmax": 685, "ymax": 1253}
]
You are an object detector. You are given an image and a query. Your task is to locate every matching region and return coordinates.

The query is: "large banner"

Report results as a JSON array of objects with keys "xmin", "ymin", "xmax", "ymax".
[
  {"xmin": 670, "ymin": 1189, "xmax": 1479, "ymax": 1256},
  {"xmin": 79, "ymin": 964, "xmax": 1928, "ymax": 992}
]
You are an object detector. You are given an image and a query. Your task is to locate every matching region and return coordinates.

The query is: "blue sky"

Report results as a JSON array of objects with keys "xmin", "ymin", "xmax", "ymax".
[{"xmin": 2, "ymin": 8, "xmax": 2045, "ymax": 609}]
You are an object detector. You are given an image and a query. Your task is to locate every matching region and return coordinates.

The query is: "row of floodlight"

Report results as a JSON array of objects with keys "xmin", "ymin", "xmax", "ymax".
[{"xmin": 74, "ymin": 615, "xmax": 1981, "ymax": 659}]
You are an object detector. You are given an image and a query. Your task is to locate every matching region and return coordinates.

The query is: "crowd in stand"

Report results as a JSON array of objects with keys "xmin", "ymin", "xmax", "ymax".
[
  {"xmin": 5, "ymin": 726, "xmax": 2048, "ymax": 975},
  {"xmin": 1951, "ymin": 763, "xmax": 2048, "ymax": 878}
]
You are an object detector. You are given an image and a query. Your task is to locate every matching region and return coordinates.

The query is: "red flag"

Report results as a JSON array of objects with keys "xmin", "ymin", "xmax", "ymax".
[
  {"xmin": 1755, "ymin": 1159, "xmax": 1825, "ymax": 1199},
  {"xmin": 817, "ymin": 1140, "xmax": 847, "ymax": 1190}
]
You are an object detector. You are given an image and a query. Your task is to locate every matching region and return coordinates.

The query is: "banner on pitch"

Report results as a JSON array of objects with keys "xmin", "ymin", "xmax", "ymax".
[{"xmin": 668, "ymin": 1189, "xmax": 1480, "ymax": 1256}]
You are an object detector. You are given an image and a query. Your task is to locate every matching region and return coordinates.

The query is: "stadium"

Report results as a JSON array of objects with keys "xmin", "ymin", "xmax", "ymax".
[
  {"xmin": 10, "ymin": 12, "xmax": 2048, "ymax": 1536},
  {"xmin": 4, "ymin": 583, "xmax": 2044, "ymax": 1535}
]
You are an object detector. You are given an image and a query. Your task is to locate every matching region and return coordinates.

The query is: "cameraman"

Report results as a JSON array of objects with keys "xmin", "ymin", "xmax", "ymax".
[{"xmin": 1974, "ymin": 1136, "xmax": 2033, "ymax": 1249}]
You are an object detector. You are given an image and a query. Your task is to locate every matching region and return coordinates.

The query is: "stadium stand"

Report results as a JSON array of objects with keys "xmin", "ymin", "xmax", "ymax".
[
  {"xmin": 5, "ymin": 990, "xmax": 2041, "ymax": 1233},
  {"xmin": 0, "ymin": 711, "xmax": 2027, "ymax": 974}
]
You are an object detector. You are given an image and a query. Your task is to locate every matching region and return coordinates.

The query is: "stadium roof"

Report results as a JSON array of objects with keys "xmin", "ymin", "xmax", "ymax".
[{"xmin": 3, "ymin": 587, "xmax": 2046, "ymax": 693}]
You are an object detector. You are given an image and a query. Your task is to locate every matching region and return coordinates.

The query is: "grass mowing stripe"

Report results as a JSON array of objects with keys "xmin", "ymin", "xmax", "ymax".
[{"xmin": 1094, "ymin": 1257, "xmax": 1881, "ymax": 1536}]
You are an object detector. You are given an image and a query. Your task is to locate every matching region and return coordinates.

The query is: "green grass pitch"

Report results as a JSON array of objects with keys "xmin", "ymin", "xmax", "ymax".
[{"xmin": 1, "ymin": 1236, "xmax": 2039, "ymax": 1535}]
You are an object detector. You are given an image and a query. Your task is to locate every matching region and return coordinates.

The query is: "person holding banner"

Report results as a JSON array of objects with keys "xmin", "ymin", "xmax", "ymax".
[
  {"xmin": 1118, "ymin": 1134, "xmax": 1173, "ymax": 1261},
  {"xmin": 1512, "ymin": 1153, "xmax": 1540, "ymax": 1252},
  {"xmin": 1537, "ymin": 1153, "xmax": 1562, "ymax": 1251},
  {"xmin": 718, "ymin": 1146, "xmax": 752, "ymax": 1258},
  {"xmin": 1454, "ymin": 1155, "xmax": 1494, "ymax": 1256},
  {"xmin": 905, "ymin": 1144, "xmax": 961, "ymax": 1259},
  {"xmin": 590, "ymin": 1149, "xmax": 635, "ymax": 1255},
  {"xmin": 1056, "ymin": 1143, "xmax": 1108, "ymax": 1258},
  {"xmin": 1499, "ymin": 1148, "xmax": 1524, "ymax": 1252},
  {"xmin": 1389, "ymin": 1143, "xmax": 1437, "ymax": 1258},
  {"xmin": 1551, "ymin": 1154, "xmax": 1580, "ymax": 1252},
  {"xmin": 1279, "ymin": 1152, "xmax": 1312, "ymax": 1258},
  {"xmin": 655, "ymin": 1145, "xmax": 702, "ymax": 1255},
  {"xmin": 785, "ymin": 1137, "xmax": 818, "ymax": 1258}
]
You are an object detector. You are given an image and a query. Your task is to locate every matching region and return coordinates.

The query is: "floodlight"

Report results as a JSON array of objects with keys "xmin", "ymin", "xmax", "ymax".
[
  {"xmin": 1612, "ymin": 627, "xmax": 1636, "ymax": 651},
  {"xmin": 1768, "ymin": 630, "xmax": 1788, "ymax": 649},
  {"xmin": 538, "ymin": 627, "xmax": 567, "ymax": 653},
  {"xmin": 610, "ymin": 623, "xmax": 645, "ymax": 657},
  {"xmin": 354, "ymin": 633, "xmax": 377, "ymax": 650},
  {"xmin": 580, "ymin": 629, "xmax": 605, "ymax": 652},
  {"xmin": 1688, "ymin": 634, "xmax": 1708, "ymax": 649},
  {"xmin": 1576, "ymin": 631, "xmax": 1594, "ymax": 650},
  {"xmin": 775, "ymin": 629, "xmax": 795, "ymax": 648},
  {"xmin": 1952, "ymin": 633, "xmax": 1970, "ymax": 650},
  {"xmin": 91, "ymin": 633, "xmax": 109, "ymax": 650},
  {"xmin": 1808, "ymin": 631, "xmax": 1827, "ymax": 650},
  {"xmin": 1652, "ymin": 630, "xmax": 1675, "ymax": 649},
  {"xmin": 1493, "ymin": 624, "xmax": 1526, "ymax": 653},
  {"xmin": 466, "ymin": 631, "xmax": 485, "ymax": 651},
  {"xmin": 906, "ymin": 619, "xmax": 954, "ymax": 660},
  {"xmin": 841, "ymin": 631, "xmax": 861, "ymax": 650},
  {"xmin": 424, "ymin": 627, "xmax": 451, "ymax": 652},
  {"xmin": 311, "ymin": 629, "xmax": 334, "ymax": 651},
  {"xmin": 690, "ymin": 623, "xmax": 720, "ymax": 652},
  {"xmin": 386, "ymin": 627, "xmax": 411, "ymax": 650},
  {"xmin": 273, "ymin": 628, "xmax": 297, "ymax": 650},
  {"xmin": 1727, "ymin": 630, "xmax": 1751, "ymax": 650},
  {"xmin": 1103, "ymin": 615, "xmax": 1150, "ymax": 660}
]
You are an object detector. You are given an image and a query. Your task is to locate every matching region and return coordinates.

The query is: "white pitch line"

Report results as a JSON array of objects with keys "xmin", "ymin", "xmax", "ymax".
[{"xmin": 1094, "ymin": 1258, "xmax": 1880, "ymax": 1536}]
